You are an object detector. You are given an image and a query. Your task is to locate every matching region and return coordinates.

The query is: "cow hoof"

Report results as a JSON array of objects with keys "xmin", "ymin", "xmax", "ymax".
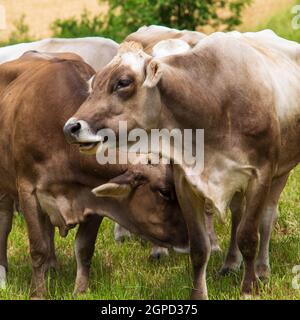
[
  {"xmin": 0, "ymin": 265, "xmax": 6, "ymax": 290},
  {"xmin": 73, "ymin": 288, "xmax": 87, "ymax": 298},
  {"xmin": 30, "ymin": 295, "xmax": 47, "ymax": 300},
  {"xmin": 114, "ymin": 232, "xmax": 131, "ymax": 243},
  {"xmin": 219, "ymin": 265, "xmax": 240, "ymax": 276},
  {"xmin": 241, "ymin": 293, "xmax": 253, "ymax": 300},
  {"xmin": 149, "ymin": 247, "xmax": 169, "ymax": 261},
  {"xmin": 191, "ymin": 289, "xmax": 209, "ymax": 300},
  {"xmin": 74, "ymin": 275, "xmax": 89, "ymax": 297},
  {"xmin": 256, "ymin": 264, "xmax": 270, "ymax": 282},
  {"xmin": 114, "ymin": 224, "xmax": 131, "ymax": 243},
  {"xmin": 211, "ymin": 244, "xmax": 222, "ymax": 253}
]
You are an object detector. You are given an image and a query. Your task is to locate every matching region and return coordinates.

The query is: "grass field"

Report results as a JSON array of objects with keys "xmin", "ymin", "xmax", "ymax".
[
  {"xmin": 0, "ymin": 0, "xmax": 300, "ymax": 300},
  {"xmin": 0, "ymin": 165, "xmax": 300, "ymax": 300}
]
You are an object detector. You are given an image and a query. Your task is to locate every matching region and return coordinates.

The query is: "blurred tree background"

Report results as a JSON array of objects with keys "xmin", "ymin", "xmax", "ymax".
[
  {"xmin": 51, "ymin": 0, "xmax": 252, "ymax": 42},
  {"xmin": 3, "ymin": 0, "xmax": 299, "ymax": 45}
]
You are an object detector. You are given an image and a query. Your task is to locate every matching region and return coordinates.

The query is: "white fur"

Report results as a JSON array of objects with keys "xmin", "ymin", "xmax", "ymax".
[
  {"xmin": 197, "ymin": 30, "xmax": 300, "ymax": 124},
  {"xmin": 121, "ymin": 52, "xmax": 145, "ymax": 73},
  {"xmin": 0, "ymin": 37, "xmax": 119, "ymax": 71},
  {"xmin": 0, "ymin": 265, "xmax": 6, "ymax": 290},
  {"xmin": 152, "ymin": 39, "xmax": 191, "ymax": 58},
  {"xmin": 137, "ymin": 25, "xmax": 179, "ymax": 33},
  {"xmin": 173, "ymin": 246, "xmax": 190, "ymax": 254},
  {"xmin": 114, "ymin": 224, "xmax": 132, "ymax": 241},
  {"xmin": 150, "ymin": 246, "xmax": 169, "ymax": 257},
  {"xmin": 65, "ymin": 118, "xmax": 103, "ymax": 143}
]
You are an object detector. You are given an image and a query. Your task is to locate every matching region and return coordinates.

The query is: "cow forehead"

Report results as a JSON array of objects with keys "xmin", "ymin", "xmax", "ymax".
[{"xmin": 120, "ymin": 51, "xmax": 146, "ymax": 73}]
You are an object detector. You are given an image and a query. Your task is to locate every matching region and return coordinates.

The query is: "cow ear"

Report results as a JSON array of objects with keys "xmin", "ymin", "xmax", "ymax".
[
  {"xmin": 143, "ymin": 60, "xmax": 162, "ymax": 88},
  {"xmin": 92, "ymin": 183, "xmax": 132, "ymax": 198}
]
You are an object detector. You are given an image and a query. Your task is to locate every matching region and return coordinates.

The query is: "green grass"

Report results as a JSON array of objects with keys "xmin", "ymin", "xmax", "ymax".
[
  {"xmin": 253, "ymin": 0, "xmax": 300, "ymax": 42},
  {"xmin": 1, "ymin": 165, "xmax": 300, "ymax": 300}
]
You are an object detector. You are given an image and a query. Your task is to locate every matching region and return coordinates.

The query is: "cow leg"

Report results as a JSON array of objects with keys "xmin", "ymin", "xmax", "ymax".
[
  {"xmin": 219, "ymin": 193, "xmax": 244, "ymax": 275},
  {"xmin": 174, "ymin": 168, "xmax": 210, "ymax": 300},
  {"xmin": 44, "ymin": 216, "xmax": 58, "ymax": 271},
  {"xmin": 256, "ymin": 173, "xmax": 289, "ymax": 281},
  {"xmin": 205, "ymin": 213, "xmax": 221, "ymax": 252},
  {"xmin": 114, "ymin": 223, "xmax": 131, "ymax": 242},
  {"xmin": 0, "ymin": 194, "xmax": 13, "ymax": 289},
  {"xmin": 74, "ymin": 214, "xmax": 103, "ymax": 295},
  {"xmin": 237, "ymin": 165, "xmax": 272, "ymax": 298},
  {"xmin": 18, "ymin": 186, "xmax": 50, "ymax": 299},
  {"xmin": 149, "ymin": 245, "xmax": 169, "ymax": 260}
]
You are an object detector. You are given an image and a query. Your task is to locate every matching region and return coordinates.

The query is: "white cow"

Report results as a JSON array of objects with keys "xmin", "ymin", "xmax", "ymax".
[{"xmin": 0, "ymin": 37, "xmax": 119, "ymax": 71}]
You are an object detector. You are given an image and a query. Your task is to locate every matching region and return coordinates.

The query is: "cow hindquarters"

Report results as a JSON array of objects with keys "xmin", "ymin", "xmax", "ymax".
[
  {"xmin": 174, "ymin": 167, "xmax": 210, "ymax": 300},
  {"xmin": 0, "ymin": 194, "xmax": 13, "ymax": 289},
  {"xmin": 74, "ymin": 215, "xmax": 103, "ymax": 295}
]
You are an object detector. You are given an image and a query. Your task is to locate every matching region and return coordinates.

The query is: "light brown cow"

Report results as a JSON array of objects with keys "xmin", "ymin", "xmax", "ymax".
[
  {"xmin": 114, "ymin": 25, "xmax": 206, "ymax": 253},
  {"xmin": 125, "ymin": 25, "xmax": 206, "ymax": 54},
  {"xmin": 65, "ymin": 29, "xmax": 300, "ymax": 299},
  {"xmin": 0, "ymin": 53, "xmax": 189, "ymax": 298}
]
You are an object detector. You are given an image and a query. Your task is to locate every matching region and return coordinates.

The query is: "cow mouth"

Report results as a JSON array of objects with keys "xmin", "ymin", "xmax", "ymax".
[
  {"xmin": 78, "ymin": 136, "xmax": 109, "ymax": 154},
  {"xmin": 79, "ymin": 141, "xmax": 101, "ymax": 154}
]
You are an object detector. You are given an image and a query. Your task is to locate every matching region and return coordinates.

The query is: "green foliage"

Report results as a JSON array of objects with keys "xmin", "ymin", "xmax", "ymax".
[
  {"xmin": 8, "ymin": 14, "xmax": 33, "ymax": 44},
  {"xmin": 51, "ymin": 0, "xmax": 252, "ymax": 42},
  {"xmin": 51, "ymin": 9, "xmax": 105, "ymax": 38}
]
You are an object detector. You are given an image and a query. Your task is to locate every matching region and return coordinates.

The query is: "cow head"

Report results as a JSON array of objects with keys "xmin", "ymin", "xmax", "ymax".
[
  {"xmin": 92, "ymin": 163, "xmax": 189, "ymax": 249},
  {"xmin": 63, "ymin": 41, "xmax": 164, "ymax": 154}
]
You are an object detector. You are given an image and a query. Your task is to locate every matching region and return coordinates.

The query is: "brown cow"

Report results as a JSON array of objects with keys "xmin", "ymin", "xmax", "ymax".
[
  {"xmin": 65, "ymin": 30, "xmax": 300, "ymax": 299},
  {"xmin": 0, "ymin": 53, "xmax": 189, "ymax": 298}
]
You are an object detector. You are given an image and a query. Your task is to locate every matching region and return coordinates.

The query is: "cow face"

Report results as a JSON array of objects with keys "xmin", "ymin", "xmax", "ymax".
[
  {"xmin": 63, "ymin": 41, "xmax": 164, "ymax": 155},
  {"xmin": 93, "ymin": 163, "xmax": 189, "ymax": 249}
]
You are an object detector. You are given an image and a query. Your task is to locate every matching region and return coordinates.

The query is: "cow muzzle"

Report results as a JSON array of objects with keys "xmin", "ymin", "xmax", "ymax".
[{"xmin": 63, "ymin": 118, "xmax": 103, "ymax": 154}]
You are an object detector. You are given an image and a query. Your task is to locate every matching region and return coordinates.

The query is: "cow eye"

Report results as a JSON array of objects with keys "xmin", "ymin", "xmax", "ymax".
[
  {"xmin": 158, "ymin": 188, "xmax": 172, "ymax": 201},
  {"xmin": 115, "ymin": 79, "xmax": 133, "ymax": 91}
]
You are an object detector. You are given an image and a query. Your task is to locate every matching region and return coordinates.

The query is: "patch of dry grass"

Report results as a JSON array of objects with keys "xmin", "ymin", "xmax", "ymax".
[
  {"xmin": 239, "ymin": 0, "xmax": 295, "ymax": 31},
  {"xmin": 0, "ymin": 0, "xmax": 107, "ymax": 41}
]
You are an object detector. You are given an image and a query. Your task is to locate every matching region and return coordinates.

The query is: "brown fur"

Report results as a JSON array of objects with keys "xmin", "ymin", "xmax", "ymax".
[{"xmin": 0, "ymin": 53, "xmax": 188, "ymax": 298}]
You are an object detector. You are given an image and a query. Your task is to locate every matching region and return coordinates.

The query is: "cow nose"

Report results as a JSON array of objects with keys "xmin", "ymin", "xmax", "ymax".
[{"xmin": 63, "ymin": 120, "xmax": 81, "ymax": 143}]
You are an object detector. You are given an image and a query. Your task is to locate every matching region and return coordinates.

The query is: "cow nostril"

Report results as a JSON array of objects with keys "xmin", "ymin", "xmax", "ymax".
[{"xmin": 70, "ymin": 122, "xmax": 81, "ymax": 134}]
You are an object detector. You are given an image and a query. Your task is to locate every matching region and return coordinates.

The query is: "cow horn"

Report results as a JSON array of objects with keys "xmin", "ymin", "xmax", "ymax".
[
  {"xmin": 87, "ymin": 75, "xmax": 95, "ymax": 93},
  {"xmin": 92, "ymin": 182, "xmax": 132, "ymax": 198}
]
